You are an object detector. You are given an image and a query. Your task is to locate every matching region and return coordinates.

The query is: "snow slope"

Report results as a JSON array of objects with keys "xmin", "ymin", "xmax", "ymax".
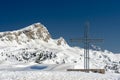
[
  {"xmin": 0, "ymin": 71, "xmax": 120, "ymax": 80},
  {"xmin": 0, "ymin": 22, "xmax": 120, "ymax": 80},
  {"xmin": 0, "ymin": 63, "xmax": 120, "ymax": 80}
]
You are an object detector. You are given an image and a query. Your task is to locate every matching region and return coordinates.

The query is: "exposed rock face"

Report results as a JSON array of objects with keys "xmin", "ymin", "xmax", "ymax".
[
  {"xmin": 57, "ymin": 37, "xmax": 67, "ymax": 46},
  {"xmin": 33, "ymin": 23, "xmax": 51, "ymax": 42}
]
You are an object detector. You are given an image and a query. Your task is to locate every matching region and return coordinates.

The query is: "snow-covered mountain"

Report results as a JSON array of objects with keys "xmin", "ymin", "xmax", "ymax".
[
  {"xmin": 0, "ymin": 23, "xmax": 120, "ymax": 73},
  {"xmin": 0, "ymin": 23, "xmax": 66, "ymax": 46}
]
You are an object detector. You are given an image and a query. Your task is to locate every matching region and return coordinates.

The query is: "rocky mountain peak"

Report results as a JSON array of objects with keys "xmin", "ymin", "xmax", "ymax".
[
  {"xmin": 0, "ymin": 23, "xmax": 52, "ymax": 45},
  {"xmin": 22, "ymin": 23, "xmax": 52, "ymax": 42}
]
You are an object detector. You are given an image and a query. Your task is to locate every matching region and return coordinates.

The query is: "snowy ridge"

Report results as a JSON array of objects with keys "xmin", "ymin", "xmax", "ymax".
[{"xmin": 0, "ymin": 22, "xmax": 120, "ymax": 74}]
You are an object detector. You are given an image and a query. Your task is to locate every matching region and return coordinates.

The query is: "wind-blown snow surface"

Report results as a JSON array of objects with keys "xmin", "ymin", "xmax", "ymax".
[
  {"xmin": 0, "ymin": 23, "xmax": 120, "ymax": 80},
  {"xmin": 0, "ymin": 63, "xmax": 120, "ymax": 80},
  {"xmin": 1, "ymin": 71, "xmax": 120, "ymax": 80}
]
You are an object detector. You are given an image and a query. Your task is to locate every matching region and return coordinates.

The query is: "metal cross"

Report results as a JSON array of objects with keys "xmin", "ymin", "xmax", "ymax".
[{"xmin": 70, "ymin": 22, "xmax": 103, "ymax": 72}]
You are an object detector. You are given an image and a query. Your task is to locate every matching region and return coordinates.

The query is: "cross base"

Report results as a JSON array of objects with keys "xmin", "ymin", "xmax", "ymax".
[{"xmin": 67, "ymin": 69, "xmax": 105, "ymax": 74}]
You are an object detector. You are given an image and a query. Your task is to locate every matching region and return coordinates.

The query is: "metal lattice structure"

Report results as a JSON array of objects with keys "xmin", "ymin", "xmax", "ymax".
[{"xmin": 70, "ymin": 22, "xmax": 103, "ymax": 72}]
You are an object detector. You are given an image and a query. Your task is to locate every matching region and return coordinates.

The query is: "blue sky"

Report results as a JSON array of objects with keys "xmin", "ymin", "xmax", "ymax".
[{"xmin": 0, "ymin": 0, "xmax": 120, "ymax": 53}]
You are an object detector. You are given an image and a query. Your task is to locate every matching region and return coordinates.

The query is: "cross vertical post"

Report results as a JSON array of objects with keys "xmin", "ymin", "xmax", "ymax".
[{"xmin": 84, "ymin": 22, "xmax": 90, "ymax": 72}]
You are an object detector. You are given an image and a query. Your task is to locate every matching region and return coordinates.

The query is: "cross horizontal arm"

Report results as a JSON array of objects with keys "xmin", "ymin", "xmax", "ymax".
[
  {"xmin": 70, "ymin": 38, "xmax": 103, "ymax": 43},
  {"xmin": 88, "ymin": 39, "xmax": 103, "ymax": 43}
]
